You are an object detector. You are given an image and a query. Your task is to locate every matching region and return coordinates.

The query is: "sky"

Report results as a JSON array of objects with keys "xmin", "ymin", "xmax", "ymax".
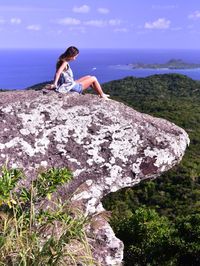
[{"xmin": 0, "ymin": 0, "xmax": 199, "ymax": 49}]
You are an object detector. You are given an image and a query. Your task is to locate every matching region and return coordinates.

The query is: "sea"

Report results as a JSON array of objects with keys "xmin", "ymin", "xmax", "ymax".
[{"xmin": 1, "ymin": 48, "xmax": 200, "ymax": 90}]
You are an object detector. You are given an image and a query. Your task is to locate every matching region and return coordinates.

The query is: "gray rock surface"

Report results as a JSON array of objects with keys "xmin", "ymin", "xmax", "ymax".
[{"xmin": 0, "ymin": 90, "xmax": 189, "ymax": 265}]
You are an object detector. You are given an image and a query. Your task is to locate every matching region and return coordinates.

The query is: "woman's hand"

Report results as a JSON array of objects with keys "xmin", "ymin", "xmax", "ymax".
[{"xmin": 44, "ymin": 84, "xmax": 56, "ymax": 90}]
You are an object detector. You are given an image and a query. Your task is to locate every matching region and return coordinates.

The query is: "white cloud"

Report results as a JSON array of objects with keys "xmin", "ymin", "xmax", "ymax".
[
  {"xmin": 10, "ymin": 18, "xmax": 21, "ymax": 24},
  {"xmin": 97, "ymin": 7, "xmax": 109, "ymax": 14},
  {"xmin": 69, "ymin": 26, "xmax": 86, "ymax": 33},
  {"xmin": 84, "ymin": 20, "xmax": 106, "ymax": 27},
  {"xmin": 0, "ymin": 18, "xmax": 6, "ymax": 24},
  {"xmin": 73, "ymin": 5, "xmax": 90, "ymax": 13},
  {"xmin": 188, "ymin": 10, "xmax": 200, "ymax": 20},
  {"xmin": 84, "ymin": 19, "xmax": 122, "ymax": 28},
  {"xmin": 58, "ymin": 17, "xmax": 81, "ymax": 25},
  {"xmin": 108, "ymin": 19, "xmax": 121, "ymax": 26},
  {"xmin": 26, "ymin": 24, "xmax": 41, "ymax": 31},
  {"xmin": 114, "ymin": 28, "xmax": 128, "ymax": 33},
  {"xmin": 145, "ymin": 18, "xmax": 171, "ymax": 29}
]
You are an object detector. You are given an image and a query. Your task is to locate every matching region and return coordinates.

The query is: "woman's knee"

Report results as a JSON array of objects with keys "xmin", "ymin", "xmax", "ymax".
[{"xmin": 91, "ymin": 76, "xmax": 97, "ymax": 82}]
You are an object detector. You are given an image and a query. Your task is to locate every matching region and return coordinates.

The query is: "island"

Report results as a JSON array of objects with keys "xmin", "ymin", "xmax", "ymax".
[{"xmin": 129, "ymin": 59, "xmax": 200, "ymax": 69}]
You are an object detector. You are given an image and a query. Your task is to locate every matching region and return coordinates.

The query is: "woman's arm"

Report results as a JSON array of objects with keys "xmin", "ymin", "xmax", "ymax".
[{"xmin": 53, "ymin": 61, "xmax": 68, "ymax": 88}]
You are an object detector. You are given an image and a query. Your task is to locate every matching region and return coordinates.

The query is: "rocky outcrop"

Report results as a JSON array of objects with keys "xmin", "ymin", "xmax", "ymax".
[{"xmin": 0, "ymin": 90, "xmax": 189, "ymax": 265}]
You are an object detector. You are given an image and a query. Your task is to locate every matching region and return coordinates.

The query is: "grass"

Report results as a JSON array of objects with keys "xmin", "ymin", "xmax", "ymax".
[{"xmin": 0, "ymin": 165, "xmax": 96, "ymax": 266}]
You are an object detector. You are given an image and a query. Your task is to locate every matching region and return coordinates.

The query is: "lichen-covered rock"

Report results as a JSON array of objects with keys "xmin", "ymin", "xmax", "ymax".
[{"xmin": 0, "ymin": 90, "xmax": 189, "ymax": 265}]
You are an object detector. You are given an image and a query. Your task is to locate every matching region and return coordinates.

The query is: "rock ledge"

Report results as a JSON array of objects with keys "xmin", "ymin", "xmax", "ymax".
[{"xmin": 0, "ymin": 90, "xmax": 189, "ymax": 265}]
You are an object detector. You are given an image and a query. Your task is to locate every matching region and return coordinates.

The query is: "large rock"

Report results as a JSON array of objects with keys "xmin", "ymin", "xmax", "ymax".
[{"xmin": 0, "ymin": 90, "xmax": 189, "ymax": 265}]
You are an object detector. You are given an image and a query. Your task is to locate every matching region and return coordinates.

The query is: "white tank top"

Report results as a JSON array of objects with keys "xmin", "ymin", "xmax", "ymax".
[{"xmin": 56, "ymin": 63, "xmax": 76, "ymax": 93}]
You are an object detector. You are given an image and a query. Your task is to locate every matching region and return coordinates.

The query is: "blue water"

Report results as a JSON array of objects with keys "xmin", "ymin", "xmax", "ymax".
[{"xmin": 0, "ymin": 49, "xmax": 200, "ymax": 90}]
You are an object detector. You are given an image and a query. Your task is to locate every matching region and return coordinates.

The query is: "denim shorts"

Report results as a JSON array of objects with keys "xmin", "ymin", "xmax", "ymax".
[{"xmin": 70, "ymin": 83, "xmax": 83, "ymax": 94}]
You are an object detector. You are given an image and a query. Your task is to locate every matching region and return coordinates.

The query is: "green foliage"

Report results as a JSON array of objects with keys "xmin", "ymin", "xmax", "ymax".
[
  {"xmin": 0, "ymin": 166, "xmax": 94, "ymax": 265},
  {"xmin": 0, "ymin": 166, "xmax": 23, "ymax": 208},
  {"xmin": 172, "ymin": 214, "xmax": 200, "ymax": 265},
  {"xmin": 26, "ymin": 81, "xmax": 52, "ymax": 91},
  {"xmin": 114, "ymin": 207, "xmax": 200, "ymax": 266},
  {"xmin": 116, "ymin": 207, "xmax": 174, "ymax": 265},
  {"xmin": 35, "ymin": 167, "xmax": 73, "ymax": 198},
  {"xmin": 102, "ymin": 74, "xmax": 200, "ymax": 265}
]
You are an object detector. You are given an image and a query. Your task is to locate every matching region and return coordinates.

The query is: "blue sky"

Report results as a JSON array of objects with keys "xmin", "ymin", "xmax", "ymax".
[{"xmin": 0, "ymin": 0, "xmax": 199, "ymax": 49}]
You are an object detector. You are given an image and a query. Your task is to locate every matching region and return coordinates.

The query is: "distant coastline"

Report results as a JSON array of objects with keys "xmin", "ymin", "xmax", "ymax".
[
  {"xmin": 1, "ymin": 49, "xmax": 200, "ymax": 90},
  {"xmin": 129, "ymin": 59, "xmax": 200, "ymax": 70}
]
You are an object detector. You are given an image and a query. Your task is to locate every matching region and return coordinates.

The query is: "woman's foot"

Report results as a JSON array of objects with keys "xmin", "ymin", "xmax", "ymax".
[
  {"xmin": 99, "ymin": 93, "xmax": 110, "ymax": 100},
  {"xmin": 103, "ymin": 93, "xmax": 110, "ymax": 97}
]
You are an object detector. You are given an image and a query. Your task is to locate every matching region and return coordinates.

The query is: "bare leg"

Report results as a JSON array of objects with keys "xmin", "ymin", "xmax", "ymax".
[
  {"xmin": 79, "ymin": 76, "xmax": 110, "ymax": 99},
  {"xmin": 76, "ymin": 76, "xmax": 95, "ymax": 90},
  {"xmin": 75, "ymin": 75, "xmax": 91, "ymax": 83}
]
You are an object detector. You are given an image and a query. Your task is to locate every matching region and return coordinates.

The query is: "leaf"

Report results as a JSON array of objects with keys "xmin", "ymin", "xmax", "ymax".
[{"xmin": 47, "ymin": 193, "xmax": 52, "ymax": 200}]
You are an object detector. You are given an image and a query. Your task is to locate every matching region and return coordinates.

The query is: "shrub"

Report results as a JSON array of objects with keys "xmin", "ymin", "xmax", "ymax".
[{"xmin": 0, "ymin": 165, "xmax": 95, "ymax": 265}]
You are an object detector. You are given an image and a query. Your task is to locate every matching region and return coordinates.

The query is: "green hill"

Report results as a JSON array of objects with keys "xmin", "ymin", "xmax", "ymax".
[
  {"xmin": 130, "ymin": 59, "xmax": 200, "ymax": 69},
  {"xmin": 102, "ymin": 74, "xmax": 200, "ymax": 265}
]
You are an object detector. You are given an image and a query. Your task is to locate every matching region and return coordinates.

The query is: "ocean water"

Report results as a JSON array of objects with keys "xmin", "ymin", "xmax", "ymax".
[{"xmin": 0, "ymin": 49, "xmax": 200, "ymax": 90}]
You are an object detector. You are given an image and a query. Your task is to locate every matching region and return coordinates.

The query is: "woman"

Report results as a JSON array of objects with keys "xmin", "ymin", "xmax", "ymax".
[{"xmin": 47, "ymin": 46, "xmax": 110, "ymax": 100}]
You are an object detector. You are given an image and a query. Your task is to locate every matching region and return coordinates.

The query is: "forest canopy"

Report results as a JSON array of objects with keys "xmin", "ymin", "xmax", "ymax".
[{"xmin": 102, "ymin": 74, "xmax": 200, "ymax": 265}]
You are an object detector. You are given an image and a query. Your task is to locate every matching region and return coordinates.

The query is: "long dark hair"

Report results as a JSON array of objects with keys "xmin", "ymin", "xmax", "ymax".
[{"xmin": 56, "ymin": 46, "xmax": 79, "ymax": 70}]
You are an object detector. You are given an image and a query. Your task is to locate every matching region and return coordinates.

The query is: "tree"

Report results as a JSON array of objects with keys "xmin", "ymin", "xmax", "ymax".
[{"xmin": 115, "ymin": 207, "xmax": 175, "ymax": 265}]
